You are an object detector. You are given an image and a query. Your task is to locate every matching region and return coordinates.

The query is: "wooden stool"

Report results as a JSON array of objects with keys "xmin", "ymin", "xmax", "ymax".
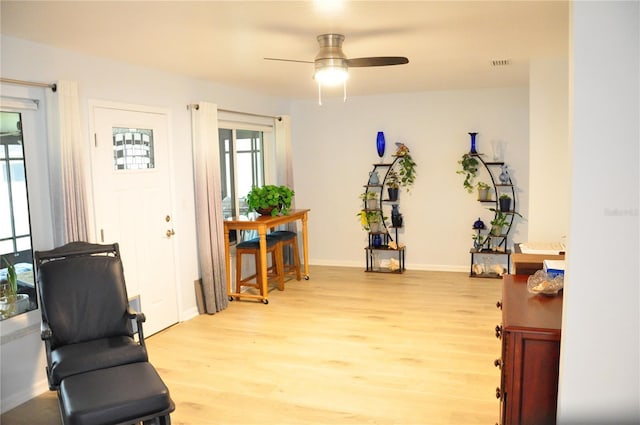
[
  {"xmin": 235, "ymin": 236, "xmax": 284, "ymax": 295},
  {"xmin": 268, "ymin": 231, "xmax": 302, "ymax": 281}
]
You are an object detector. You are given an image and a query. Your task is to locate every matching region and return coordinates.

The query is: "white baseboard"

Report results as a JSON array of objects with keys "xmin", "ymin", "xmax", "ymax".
[{"xmin": 1, "ymin": 378, "xmax": 50, "ymax": 413}]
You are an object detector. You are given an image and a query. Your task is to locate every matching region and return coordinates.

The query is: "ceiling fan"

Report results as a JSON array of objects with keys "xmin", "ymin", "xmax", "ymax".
[{"xmin": 264, "ymin": 33, "xmax": 409, "ymax": 104}]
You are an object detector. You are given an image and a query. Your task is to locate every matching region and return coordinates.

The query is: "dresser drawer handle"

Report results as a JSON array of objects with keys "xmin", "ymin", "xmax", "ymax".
[
  {"xmin": 494, "ymin": 358, "xmax": 502, "ymax": 369},
  {"xmin": 495, "ymin": 325, "xmax": 502, "ymax": 339},
  {"xmin": 496, "ymin": 386, "xmax": 502, "ymax": 399},
  {"xmin": 496, "ymin": 300, "xmax": 502, "ymax": 310}
]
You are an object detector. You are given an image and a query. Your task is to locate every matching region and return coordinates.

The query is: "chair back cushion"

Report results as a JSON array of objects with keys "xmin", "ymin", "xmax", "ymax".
[{"xmin": 39, "ymin": 255, "xmax": 133, "ymax": 349}]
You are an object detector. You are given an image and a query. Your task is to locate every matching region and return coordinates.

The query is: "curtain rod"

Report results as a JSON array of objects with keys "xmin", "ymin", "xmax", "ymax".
[
  {"xmin": 188, "ymin": 104, "xmax": 281, "ymax": 121},
  {"xmin": 0, "ymin": 77, "xmax": 57, "ymax": 92}
]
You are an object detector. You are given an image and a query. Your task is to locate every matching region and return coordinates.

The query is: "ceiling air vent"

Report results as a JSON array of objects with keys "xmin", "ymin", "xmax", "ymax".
[{"xmin": 492, "ymin": 59, "xmax": 511, "ymax": 67}]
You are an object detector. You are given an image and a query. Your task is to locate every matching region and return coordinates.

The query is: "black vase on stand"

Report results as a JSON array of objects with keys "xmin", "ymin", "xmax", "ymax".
[{"xmin": 391, "ymin": 205, "xmax": 403, "ymax": 227}]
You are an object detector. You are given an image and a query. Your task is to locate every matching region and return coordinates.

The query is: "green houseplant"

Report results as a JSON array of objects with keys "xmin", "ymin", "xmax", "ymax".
[
  {"xmin": 246, "ymin": 185, "xmax": 294, "ymax": 216},
  {"xmin": 457, "ymin": 153, "xmax": 479, "ymax": 193},
  {"xmin": 499, "ymin": 193, "xmax": 512, "ymax": 212},
  {"xmin": 385, "ymin": 169, "xmax": 400, "ymax": 201},
  {"xmin": 357, "ymin": 210, "xmax": 386, "ymax": 232},
  {"xmin": 1, "ymin": 256, "xmax": 18, "ymax": 317},
  {"xmin": 359, "ymin": 191, "xmax": 379, "ymax": 209},
  {"xmin": 392, "ymin": 143, "xmax": 417, "ymax": 192},
  {"xmin": 477, "ymin": 181, "xmax": 491, "ymax": 201}
]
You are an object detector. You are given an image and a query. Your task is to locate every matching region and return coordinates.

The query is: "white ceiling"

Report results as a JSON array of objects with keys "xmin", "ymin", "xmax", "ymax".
[{"xmin": 0, "ymin": 1, "xmax": 569, "ymax": 100}]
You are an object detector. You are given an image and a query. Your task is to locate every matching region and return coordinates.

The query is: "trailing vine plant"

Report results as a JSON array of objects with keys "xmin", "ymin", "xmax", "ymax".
[{"xmin": 457, "ymin": 153, "xmax": 479, "ymax": 193}]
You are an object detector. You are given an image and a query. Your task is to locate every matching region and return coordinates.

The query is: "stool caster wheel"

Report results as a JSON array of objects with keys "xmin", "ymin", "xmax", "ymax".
[
  {"xmin": 263, "ymin": 299, "xmax": 269, "ymax": 304},
  {"xmin": 228, "ymin": 296, "xmax": 234, "ymax": 301},
  {"xmin": 304, "ymin": 275, "xmax": 310, "ymax": 280}
]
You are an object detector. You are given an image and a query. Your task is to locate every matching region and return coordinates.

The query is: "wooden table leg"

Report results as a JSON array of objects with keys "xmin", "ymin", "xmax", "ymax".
[
  {"xmin": 301, "ymin": 212, "xmax": 310, "ymax": 279},
  {"xmin": 258, "ymin": 226, "xmax": 269, "ymax": 303},
  {"xmin": 224, "ymin": 226, "xmax": 232, "ymax": 299}
]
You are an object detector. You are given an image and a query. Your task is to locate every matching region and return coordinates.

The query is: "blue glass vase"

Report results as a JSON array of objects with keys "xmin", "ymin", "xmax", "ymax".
[
  {"xmin": 376, "ymin": 131, "xmax": 386, "ymax": 160},
  {"xmin": 469, "ymin": 132, "xmax": 478, "ymax": 154}
]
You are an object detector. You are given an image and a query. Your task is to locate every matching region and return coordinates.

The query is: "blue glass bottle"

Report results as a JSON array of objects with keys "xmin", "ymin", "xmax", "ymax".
[
  {"xmin": 376, "ymin": 131, "xmax": 386, "ymax": 160},
  {"xmin": 468, "ymin": 132, "xmax": 478, "ymax": 154}
]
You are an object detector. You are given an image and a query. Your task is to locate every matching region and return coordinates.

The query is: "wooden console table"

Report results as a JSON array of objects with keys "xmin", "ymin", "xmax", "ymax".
[
  {"xmin": 496, "ymin": 275, "xmax": 563, "ymax": 425},
  {"xmin": 223, "ymin": 209, "xmax": 310, "ymax": 303}
]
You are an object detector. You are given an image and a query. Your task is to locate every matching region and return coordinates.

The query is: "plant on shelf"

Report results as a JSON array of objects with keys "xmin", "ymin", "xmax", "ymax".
[
  {"xmin": 477, "ymin": 181, "xmax": 491, "ymax": 201},
  {"xmin": 499, "ymin": 193, "xmax": 512, "ymax": 212},
  {"xmin": 489, "ymin": 208, "xmax": 522, "ymax": 235},
  {"xmin": 359, "ymin": 191, "xmax": 379, "ymax": 209},
  {"xmin": 0, "ymin": 256, "xmax": 18, "ymax": 317},
  {"xmin": 246, "ymin": 185, "xmax": 294, "ymax": 216},
  {"xmin": 457, "ymin": 153, "xmax": 479, "ymax": 193},
  {"xmin": 472, "ymin": 233, "xmax": 486, "ymax": 250},
  {"xmin": 394, "ymin": 143, "xmax": 417, "ymax": 192},
  {"xmin": 357, "ymin": 210, "xmax": 386, "ymax": 232},
  {"xmin": 386, "ymin": 169, "xmax": 400, "ymax": 201}
]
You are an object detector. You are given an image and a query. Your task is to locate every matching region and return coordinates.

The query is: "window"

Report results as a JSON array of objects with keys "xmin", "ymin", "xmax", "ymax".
[
  {"xmin": 219, "ymin": 127, "xmax": 265, "ymax": 243},
  {"xmin": 1, "ymin": 110, "xmax": 36, "ymax": 320},
  {"xmin": 112, "ymin": 127, "xmax": 155, "ymax": 170}
]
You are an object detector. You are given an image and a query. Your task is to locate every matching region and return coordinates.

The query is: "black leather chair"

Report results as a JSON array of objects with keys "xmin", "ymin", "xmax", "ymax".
[{"xmin": 35, "ymin": 242, "xmax": 174, "ymax": 425}]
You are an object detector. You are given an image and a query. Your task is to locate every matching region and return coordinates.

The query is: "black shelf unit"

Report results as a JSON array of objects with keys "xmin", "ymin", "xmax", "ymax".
[
  {"xmin": 468, "ymin": 153, "xmax": 517, "ymax": 278},
  {"xmin": 362, "ymin": 157, "xmax": 406, "ymax": 273}
]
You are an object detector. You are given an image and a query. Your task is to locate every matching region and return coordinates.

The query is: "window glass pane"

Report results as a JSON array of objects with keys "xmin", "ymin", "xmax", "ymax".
[
  {"xmin": 112, "ymin": 127, "xmax": 154, "ymax": 170},
  {"xmin": 0, "ymin": 109, "xmax": 36, "ymax": 319}
]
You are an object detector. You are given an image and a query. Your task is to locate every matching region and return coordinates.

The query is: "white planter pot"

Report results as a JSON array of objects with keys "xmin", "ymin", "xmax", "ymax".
[{"xmin": 0, "ymin": 293, "xmax": 30, "ymax": 317}]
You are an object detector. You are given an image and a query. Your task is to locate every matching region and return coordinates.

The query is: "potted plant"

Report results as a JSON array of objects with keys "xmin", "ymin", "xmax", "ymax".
[
  {"xmin": 394, "ymin": 143, "xmax": 417, "ymax": 192},
  {"xmin": 356, "ymin": 210, "xmax": 386, "ymax": 232},
  {"xmin": 457, "ymin": 153, "xmax": 479, "ymax": 193},
  {"xmin": 472, "ymin": 233, "xmax": 486, "ymax": 251},
  {"xmin": 489, "ymin": 210, "xmax": 509, "ymax": 236},
  {"xmin": 0, "ymin": 256, "xmax": 28, "ymax": 318},
  {"xmin": 489, "ymin": 208, "xmax": 522, "ymax": 236},
  {"xmin": 477, "ymin": 181, "xmax": 491, "ymax": 201},
  {"xmin": 246, "ymin": 185, "xmax": 294, "ymax": 216},
  {"xmin": 499, "ymin": 194, "xmax": 512, "ymax": 212},
  {"xmin": 359, "ymin": 191, "xmax": 379, "ymax": 209},
  {"xmin": 385, "ymin": 169, "xmax": 400, "ymax": 201}
]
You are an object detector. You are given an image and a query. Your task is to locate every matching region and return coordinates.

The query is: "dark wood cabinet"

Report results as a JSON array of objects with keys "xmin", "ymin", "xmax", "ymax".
[{"xmin": 496, "ymin": 275, "xmax": 562, "ymax": 425}]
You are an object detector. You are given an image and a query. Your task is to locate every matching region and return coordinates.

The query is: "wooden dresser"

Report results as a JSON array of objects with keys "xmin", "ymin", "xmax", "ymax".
[{"xmin": 495, "ymin": 275, "xmax": 563, "ymax": 425}]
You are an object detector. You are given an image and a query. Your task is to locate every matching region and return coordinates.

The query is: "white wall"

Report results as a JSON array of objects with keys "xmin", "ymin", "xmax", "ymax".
[
  {"xmin": 558, "ymin": 2, "xmax": 639, "ymax": 424},
  {"xmin": 290, "ymin": 88, "xmax": 530, "ymax": 271},
  {"xmin": 529, "ymin": 58, "xmax": 570, "ymax": 242},
  {"xmin": 0, "ymin": 35, "xmax": 289, "ymax": 412}
]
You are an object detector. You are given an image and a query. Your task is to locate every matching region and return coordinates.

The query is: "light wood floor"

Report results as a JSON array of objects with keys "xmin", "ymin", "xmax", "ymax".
[{"xmin": 1, "ymin": 266, "xmax": 503, "ymax": 425}]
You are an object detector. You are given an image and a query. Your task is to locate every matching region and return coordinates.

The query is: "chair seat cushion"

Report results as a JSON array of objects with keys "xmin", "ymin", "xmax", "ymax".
[
  {"xmin": 268, "ymin": 231, "xmax": 297, "ymax": 241},
  {"xmin": 50, "ymin": 336, "xmax": 148, "ymax": 386},
  {"xmin": 59, "ymin": 362, "xmax": 173, "ymax": 425},
  {"xmin": 237, "ymin": 236, "xmax": 279, "ymax": 249}
]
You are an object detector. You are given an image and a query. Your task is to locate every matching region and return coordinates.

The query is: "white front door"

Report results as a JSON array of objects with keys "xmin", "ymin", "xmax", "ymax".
[{"xmin": 90, "ymin": 102, "xmax": 178, "ymax": 336}]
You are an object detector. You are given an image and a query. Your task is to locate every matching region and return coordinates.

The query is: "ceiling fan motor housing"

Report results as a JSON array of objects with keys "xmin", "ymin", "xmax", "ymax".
[{"xmin": 315, "ymin": 33, "xmax": 348, "ymax": 71}]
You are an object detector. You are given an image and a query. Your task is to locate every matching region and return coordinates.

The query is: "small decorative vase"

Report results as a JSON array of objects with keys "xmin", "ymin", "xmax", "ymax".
[
  {"xmin": 376, "ymin": 132, "xmax": 386, "ymax": 161},
  {"xmin": 468, "ymin": 132, "xmax": 478, "ymax": 154},
  {"xmin": 499, "ymin": 197, "xmax": 512, "ymax": 212},
  {"xmin": 368, "ymin": 171, "xmax": 380, "ymax": 185},
  {"xmin": 372, "ymin": 234, "xmax": 382, "ymax": 247},
  {"xmin": 473, "ymin": 239, "xmax": 483, "ymax": 251},
  {"xmin": 499, "ymin": 165, "xmax": 510, "ymax": 184},
  {"xmin": 473, "ymin": 218, "xmax": 485, "ymax": 229},
  {"xmin": 391, "ymin": 205, "xmax": 403, "ymax": 227}
]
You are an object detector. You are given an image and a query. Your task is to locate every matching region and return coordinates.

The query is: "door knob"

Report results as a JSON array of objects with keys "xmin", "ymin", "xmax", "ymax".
[{"xmin": 166, "ymin": 229, "xmax": 175, "ymax": 238}]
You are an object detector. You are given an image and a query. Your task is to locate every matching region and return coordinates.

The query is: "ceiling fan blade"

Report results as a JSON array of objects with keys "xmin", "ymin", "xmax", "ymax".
[
  {"xmin": 346, "ymin": 57, "xmax": 409, "ymax": 67},
  {"xmin": 264, "ymin": 57, "xmax": 314, "ymax": 64}
]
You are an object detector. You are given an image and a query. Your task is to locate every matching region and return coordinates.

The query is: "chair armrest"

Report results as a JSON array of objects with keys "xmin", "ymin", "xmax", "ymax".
[
  {"xmin": 126, "ymin": 307, "xmax": 147, "ymax": 348},
  {"xmin": 126, "ymin": 307, "xmax": 146, "ymax": 323},
  {"xmin": 41, "ymin": 320, "xmax": 53, "ymax": 340}
]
